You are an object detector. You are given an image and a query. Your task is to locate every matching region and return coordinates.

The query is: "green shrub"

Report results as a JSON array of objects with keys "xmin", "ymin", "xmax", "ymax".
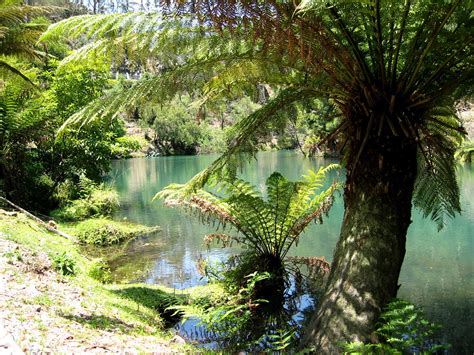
[
  {"xmin": 77, "ymin": 222, "xmax": 128, "ymax": 246},
  {"xmin": 50, "ymin": 178, "xmax": 119, "ymax": 221},
  {"xmin": 53, "ymin": 179, "xmax": 79, "ymax": 207},
  {"xmin": 88, "ymin": 189, "xmax": 120, "ymax": 216},
  {"xmin": 111, "ymin": 135, "xmax": 148, "ymax": 158},
  {"xmin": 73, "ymin": 218, "xmax": 157, "ymax": 246},
  {"xmin": 52, "ymin": 252, "xmax": 76, "ymax": 276},
  {"xmin": 51, "ymin": 199, "xmax": 92, "ymax": 221},
  {"xmin": 88, "ymin": 258, "xmax": 112, "ymax": 283}
]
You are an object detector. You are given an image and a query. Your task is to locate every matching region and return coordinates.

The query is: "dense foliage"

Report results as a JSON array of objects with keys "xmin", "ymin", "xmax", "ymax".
[
  {"xmin": 40, "ymin": 1, "xmax": 471, "ymax": 227},
  {"xmin": 0, "ymin": 62, "xmax": 130, "ymax": 210},
  {"xmin": 0, "ymin": 0, "xmax": 52, "ymax": 84},
  {"xmin": 38, "ymin": 1, "xmax": 472, "ymax": 350},
  {"xmin": 343, "ymin": 299, "xmax": 449, "ymax": 353},
  {"xmin": 50, "ymin": 176, "xmax": 120, "ymax": 221}
]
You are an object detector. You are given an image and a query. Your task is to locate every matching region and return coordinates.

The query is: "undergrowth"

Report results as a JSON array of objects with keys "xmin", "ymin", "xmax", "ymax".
[
  {"xmin": 342, "ymin": 299, "xmax": 450, "ymax": 353},
  {"xmin": 50, "ymin": 177, "xmax": 120, "ymax": 221}
]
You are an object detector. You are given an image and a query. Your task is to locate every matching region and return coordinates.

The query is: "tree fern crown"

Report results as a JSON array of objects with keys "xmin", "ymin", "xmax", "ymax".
[{"xmin": 156, "ymin": 164, "xmax": 340, "ymax": 259}]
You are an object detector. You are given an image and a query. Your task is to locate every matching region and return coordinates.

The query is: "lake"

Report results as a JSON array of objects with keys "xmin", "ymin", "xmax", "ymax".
[{"xmin": 110, "ymin": 150, "xmax": 473, "ymax": 353}]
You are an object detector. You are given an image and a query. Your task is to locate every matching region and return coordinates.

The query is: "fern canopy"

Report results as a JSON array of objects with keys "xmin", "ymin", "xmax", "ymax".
[
  {"xmin": 0, "ymin": 0, "xmax": 59, "ymax": 85},
  {"xmin": 40, "ymin": 0, "xmax": 473, "ymax": 229},
  {"xmin": 156, "ymin": 164, "xmax": 340, "ymax": 259}
]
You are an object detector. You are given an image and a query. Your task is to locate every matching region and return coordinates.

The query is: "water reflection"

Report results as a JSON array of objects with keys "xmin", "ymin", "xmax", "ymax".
[
  {"xmin": 108, "ymin": 151, "xmax": 473, "ymax": 353},
  {"xmin": 176, "ymin": 272, "xmax": 319, "ymax": 352}
]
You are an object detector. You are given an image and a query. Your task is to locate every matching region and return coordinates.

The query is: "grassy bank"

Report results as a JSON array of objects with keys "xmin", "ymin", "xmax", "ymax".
[
  {"xmin": 60, "ymin": 218, "xmax": 160, "ymax": 246},
  {"xmin": 0, "ymin": 211, "xmax": 197, "ymax": 353}
]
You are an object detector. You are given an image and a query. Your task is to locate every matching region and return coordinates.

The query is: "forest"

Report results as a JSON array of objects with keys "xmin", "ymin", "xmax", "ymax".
[{"xmin": 0, "ymin": 0, "xmax": 473, "ymax": 353}]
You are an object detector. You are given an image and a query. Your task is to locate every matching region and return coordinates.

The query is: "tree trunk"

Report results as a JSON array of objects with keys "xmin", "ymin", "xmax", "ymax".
[{"xmin": 302, "ymin": 136, "xmax": 418, "ymax": 352}]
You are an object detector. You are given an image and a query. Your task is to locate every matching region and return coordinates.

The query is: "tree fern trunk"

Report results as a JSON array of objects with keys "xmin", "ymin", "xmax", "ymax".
[{"xmin": 302, "ymin": 136, "xmax": 417, "ymax": 352}]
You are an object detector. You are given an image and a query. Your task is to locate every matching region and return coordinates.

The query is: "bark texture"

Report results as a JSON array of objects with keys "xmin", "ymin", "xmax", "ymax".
[{"xmin": 302, "ymin": 136, "xmax": 418, "ymax": 353}]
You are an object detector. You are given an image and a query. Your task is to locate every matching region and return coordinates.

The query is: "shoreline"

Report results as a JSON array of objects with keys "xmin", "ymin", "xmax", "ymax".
[{"xmin": 0, "ymin": 212, "xmax": 192, "ymax": 353}]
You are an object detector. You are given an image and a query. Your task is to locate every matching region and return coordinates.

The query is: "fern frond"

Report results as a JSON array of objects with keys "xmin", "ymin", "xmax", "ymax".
[
  {"xmin": 42, "ymin": 14, "xmax": 208, "ymax": 70},
  {"xmin": 413, "ymin": 106, "xmax": 463, "ymax": 230},
  {"xmin": 0, "ymin": 60, "xmax": 36, "ymax": 86},
  {"xmin": 157, "ymin": 166, "xmax": 339, "ymax": 259},
  {"xmin": 0, "ymin": 0, "xmax": 59, "ymax": 82},
  {"xmin": 0, "ymin": 3, "xmax": 57, "ymax": 28},
  {"xmin": 179, "ymin": 87, "xmax": 317, "ymax": 192}
]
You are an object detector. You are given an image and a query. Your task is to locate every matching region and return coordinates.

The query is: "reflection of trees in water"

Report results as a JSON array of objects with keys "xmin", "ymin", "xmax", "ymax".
[{"xmin": 177, "ymin": 268, "xmax": 325, "ymax": 352}]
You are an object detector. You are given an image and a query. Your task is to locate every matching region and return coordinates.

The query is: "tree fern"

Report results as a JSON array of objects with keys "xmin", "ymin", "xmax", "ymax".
[
  {"xmin": 0, "ymin": 84, "xmax": 37, "ymax": 143},
  {"xmin": 157, "ymin": 165, "xmax": 340, "ymax": 260},
  {"xmin": 41, "ymin": 0, "xmax": 473, "ymax": 230}
]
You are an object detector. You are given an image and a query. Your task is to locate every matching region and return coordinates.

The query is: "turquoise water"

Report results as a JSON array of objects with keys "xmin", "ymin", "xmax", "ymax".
[{"xmin": 110, "ymin": 150, "xmax": 473, "ymax": 353}]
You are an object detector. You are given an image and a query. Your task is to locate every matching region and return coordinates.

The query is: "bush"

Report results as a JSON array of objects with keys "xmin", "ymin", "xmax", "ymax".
[
  {"xmin": 88, "ymin": 189, "xmax": 120, "ymax": 216},
  {"xmin": 73, "ymin": 218, "xmax": 158, "ymax": 246},
  {"xmin": 53, "ymin": 179, "xmax": 78, "ymax": 208},
  {"xmin": 50, "ymin": 178, "xmax": 119, "ymax": 221},
  {"xmin": 52, "ymin": 252, "xmax": 76, "ymax": 276},
  {"xmin": 88, "ymin": 258, "xmax": 112, "ymax": 283},
  {"xmin": 0, "ymin": 65, "xmax": 126, "ymax": 212},
  {"xmin": 111, "ymin": 135, "xmax": 149, "ymax": 158}
]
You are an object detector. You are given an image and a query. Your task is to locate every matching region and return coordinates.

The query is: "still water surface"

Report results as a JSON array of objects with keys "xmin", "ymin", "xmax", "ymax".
[{"xmin": 110, "ymin": 151, "xmax": 473, "ymax": 353}]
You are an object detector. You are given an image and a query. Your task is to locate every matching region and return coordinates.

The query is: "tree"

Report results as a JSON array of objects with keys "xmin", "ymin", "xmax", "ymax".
[
  {"xmin": 158, "ymin": 165, "xmax": 338, "ymax": 322},
  {"xmin": 42, "ymin": 0, "xmax": 473, "ymax": 351}
]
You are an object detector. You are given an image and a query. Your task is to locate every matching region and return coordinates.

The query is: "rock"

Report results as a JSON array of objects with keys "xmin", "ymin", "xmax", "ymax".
[{"xmin": 170, "ymin": 335, "xmax": 186, "ymax": 345}]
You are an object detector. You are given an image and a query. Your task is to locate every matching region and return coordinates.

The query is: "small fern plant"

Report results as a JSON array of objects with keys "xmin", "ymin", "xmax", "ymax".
[
  {"xmin": 156, "ymin": 164, "xmax": 339, "ymax": 270},
  {"xmin": 342, "ymin": 299, "xmax": 450, "ymax": 353}
]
